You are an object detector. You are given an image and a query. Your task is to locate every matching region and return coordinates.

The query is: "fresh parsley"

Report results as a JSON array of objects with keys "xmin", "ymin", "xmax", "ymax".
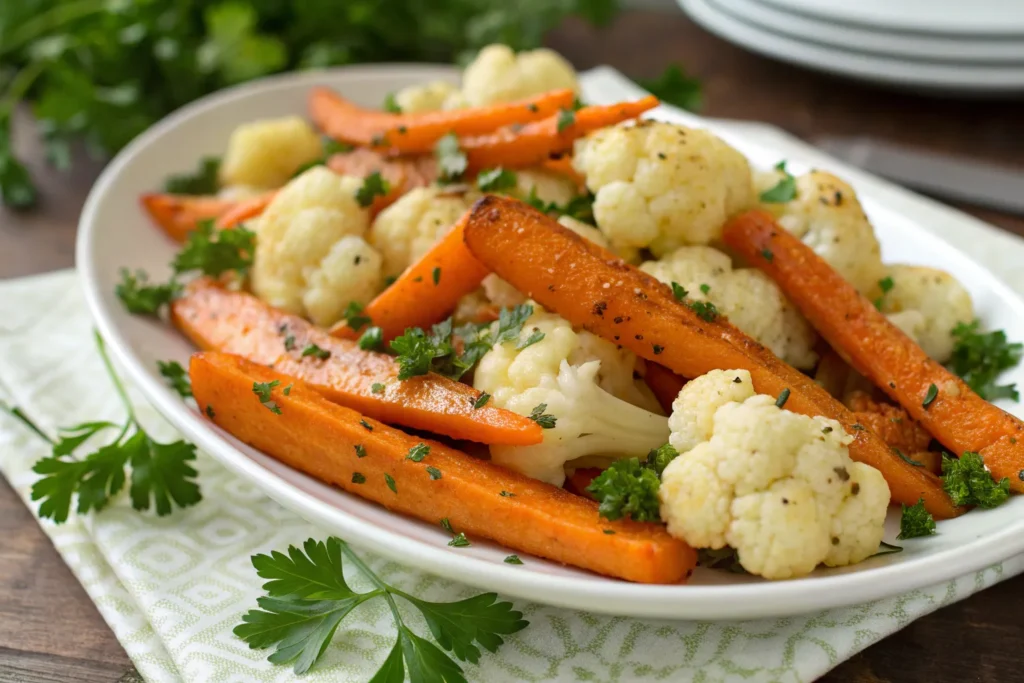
[
  {"xmin": 775, "ymin": 388, "xmax": 790, "ymax": 409},
  {"xmin": 946, "ymin": 321, "xmax": 1022, "ymax": 401},
  {"xmin": 115, "ymin": 269, "xmax": 181, "ymax": 316},
  {"xmin": 586, "ymin": 458, "xmax": 662, "ymax": 523},
  {"xmin": 406, "ymin": 443, "xmax": 431, "ymax": 462},
  {"xmin": 477, "ymin": 167, "xmax": 518, "ymax": 192},
  {"xmin": 941, "ymin": 451, "xmax": 1010, "ymax": 508},
  {"xmin": 426, "ymin": 466, "xmax": 442, "ymax": 480},
  {"xmin": 516, "ymin": 329, "xmax": 545, "ymax": 350},
  {"xmin": 157, "ymin": 360, "xmax": 192, "ymax": 398},
  {"xmin": 873, "ymin": 276, "xmax": 895, "ymax": 310},
  {"xmin": 385, "ymin": 473, "xmax": 397, "ymax": 493},
  {"xmin": 234, "ymin": 537, "xmax": 528, "ymax": 675},
  {"xmin": 432, "ymin": 266, "xmax": 442, "ymax": 285},
  {"xmin": 383, "ymin": 92, "xmax": 402, "ymax": 113},
  {"xmin": 435, "ymin": 133, "xmax": 467, "ymax": 183},
  {"xmin": 922, "ymin": 383, "xmax": 938, "ymax": 409},
  {"xmin": 354, "ymin": 445, "xmax": 367, "ymax": 458},
  {"xmin": 697, "ymin": 547, "xmax": 746, "ymax": 574},
  {"xmin": 556, "ymin": 108, "xmax": 575, "ymax": 133},
  {"xmin": 171, "ymin": 220, "xmax": 256, "ymax": 278},
  {"xmin": 897, "ymin": 498, "xmax": 936, "ymax": 540},
  {"xmin": 371, "ymin": 382, "xmax": 385, "ymax": 394},
  {"xmin": 448, "ymin": 532, "xmax": 471, "ymax": 547},
  {"xmin": 504, "ymin": 555, "xmax": 524, "ymax": 564},
  {"xmin": 688, "ymin": 300, "xmax": 719, "ymax": 322},
  {"xmin": 7, "ymin": 332, "xmax": 201, "ymax": 523},
  {"xmin": 646, "ymin": 443, "xmax": 679, "ymax": 476},
  {"xmin": 759, "ymin": 161, "xmax": 797, "ymax": 203},
  {"xmin": 355, "ymin": 171, "xmax": 390, "ymax": 207},
  {"xmin": 340, "ymin": 301, "xmax": 372, "ymax": 333},
  {"xmin": 873, "ymin": 541, "xmax": 904, "ymax": 557},
  {"xmin": 473, "ymin": 393, "xmax": 491, "ymax": 410},
  {"xmin": 165, "ymin": 156, "xmax": 220, "ymax": 194},
  {"xmin": 671, "ymin": 282, "xmax": 688, "ymax": 301},
  {"xmin": 527, "ymin": 403, "xmax": 557, "ymax": 429},
  {"xmin": 253, "ymin": 380, "xmax": 283, "ymax": 414},
  {"xmin": 524, "ymin": 188, "xmax": 596, "ymax": 224},
  {"xmin": 301, "ymin": 343, "xmax": 331, "ymax": 360},
  {"xmin": 637, "ymin": 64, "xmax": 702, "ymax": 112}
]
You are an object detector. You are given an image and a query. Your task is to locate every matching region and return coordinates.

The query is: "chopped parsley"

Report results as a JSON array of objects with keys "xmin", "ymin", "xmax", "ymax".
[
  {"xmin": 406, "ymin": 443, "xmax": 430, "ymax": 462},
  {"xmin": 340, "ymin": 301, "xmax": 372, "ymax": 332},
  {"xmin": 448, "ymin": 532, "xmax": 470, "ymax": 547},
  {"xmin": 946, "ymin": 321, "xmax": 1022, "ymax": 401},
  {"xmin": 432, "ymin": 266, "xmax": 441, "ymax": 285},
  {"xmin": 894, "ymin": 448, "xmax": 924, "ymax": 467},
  {"xmin": 586, "ymin": 458, "xmax": 661, "ymax": 523},
  {"xmin": 426, "ymin": 466, "xmax": 442, "ymax": 480},
  {"xmin": 688, "ymin": 300, "xmax": 719, "ymax": 322},
  {"xmin": 371, "ymin": 383, "xmax": 385, "ymax": 394},
  {"xmin": 697, "ymin": 547, "xmax": 747, "ymax": 574},
  {"xmin": 477, "ymin": 167, "xmax": 518, "ymax": 192},
  {"xmin": 760, "ymin": 248, "xmax": 774, "ymax": 262},
  {"xmin": 941, "ymin": 451, "xmax": 1010, "ymax": 508},
  {"xmin": 556, "ymin": 108, "xmax": 575, "ymax": 133},
  {"xmin": 115, "ymin": 269, "xmax": 181, "ymax": 316},
  {"xmin": 205, "ymin": 405, "xmax": 215, "ymax": 419},
  {"xmin": 528, "ymin": 403, "xmax": 557, "ymax": 429},
  {"xmin": 358, "ymin": 326, "xmax": 383, "ymax": 351},
  {"xmin": 351, "ymin": 472, "xmax": 366, "ymax": 484},
  {"xmin": 301, "ymin": 343, "xmax": 331, "ymax": 360},
  {"xmin": 384, "ymin": 473, "xmax": 397, "ymax": 493},
  {"xmin": 499, "ymin": 490, "xmax": 515, "ymax": 498},
  {"xmin": 873, "ymin": 276, "xmax": 895, "ymax": 310},
  {"xmin": 758, "ymin": 161, "xmax": 797, "ymax": 203},
  {"xmin": 165, "ymin": 156, "xmax": 220, "ymax": 194},
  {"xmin": 283, "ymin": 334, "xmax": 296, "ymax": 351},
  {"xmin": 503, "ymin": 555, "xmax": 523, "ymax": 565},
  {"xmin": 157, "ymin": 360, "xmax": 192, "ymax": 398},
  {"xmin": 253, "ymin": 380, "xmax": 282, "ymax": 414},
  {"xmin": 172, "ymin": 221, "xmax": 256, "ymax": 278},
  {"xmin": 355, "ymin": 171, "xmax": 390, "ymax": 208},
  {"xmin": 440, "ymin": 518, "xmax": 454, "ymax": 533},
  {"xmin": 283, "ymin": 384, "xmax": 292, "ymax": 396},
  {"xmin": 354, "ymin": 445, "xmax": 367, "ymax": 458},
  {"xmin": 524, "ymin": 188, "xmax": 596, "ymax": 224},
  {"xmin": 382, "ymin": 92, "xmax": 402, "ymax": 113},
  {"xmin": 473, "ymin": 393, "xmax": 491, "ymax": 410},
  {"xmin": 873, "ymin": 541, "xmax": 904, "ymax": 557},
  {"xmin": 435, "ymin": 133, "xmax": 467, "ymax": 183},
  {"xmin": 897, "ymin": 498, "xmax": 936, "ymax": 540},
  {"xmin": 775, "ymin": 388, "xmax": 791, "ymax": 409},
  {"xmin": 922, "ymin": 383, "xmax": 938, "ymax": 409},
  {"xmin": 671, "ymin": 282, "xmax": 688, "ymax": 301},
  {"xmin": 652, "ymin": 343, "xmax": 664, "ymax": 355},
  {"xmin": 359, "ymin": 419, "xmax": 373, "ymax": 431},
  {"xmin": 646, "ymin": 443, "xmax": 679, "ymax": 476},
  {"xmin": 700, "ymin": 283, "xmax": 711, "ymax": 295}
]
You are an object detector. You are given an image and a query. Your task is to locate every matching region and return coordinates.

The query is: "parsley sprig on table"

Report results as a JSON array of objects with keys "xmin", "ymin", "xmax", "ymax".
[
  {"xmin": 1, "ymin": 331, "xmax": 201, "ymax": 523},
  {"xmin": 234, "ymin": 537, "xmax": 528, "ymax": 677}
]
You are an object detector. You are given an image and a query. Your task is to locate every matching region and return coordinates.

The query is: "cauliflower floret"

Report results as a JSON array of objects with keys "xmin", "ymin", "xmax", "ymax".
[
  {"xmin": 251, "ymin": 167, "xmax": 376, "ymax": 324},
  {"xmin": 641, "ymin": 246, "xmax": 818, "ymax": 369},
  {"xmin": 574, "ymin": 122, "xmax": 754, "ymax": 256},
  {"xmin": 659, "ymin": 370, "xmax": 890, "ymax": 579},
  {"xmin": 757, "ymin": 170, "xmax": 885, "ymax": 294},
  {"xmin": 302, "ymin": 236, "xmax": 383, "ymax": 326},
  {"xmin": 219, "ymin": 116, "xmax": 323, "ymax": 190},
  {"xmin": 558, "ymin": 215, "xmax": 610, "ymax": 250},
  {"xmin": 490, "ymin": 361, "xmax": 669, "ymax": 486},
  {"xmin": 369, "ymin": 187, "xmax": 473, "ymax": 277},
  {"xmin": 460, "ymin": 44, "xmax": 578, "ymax": 107},
  {"xmin": 879, "ymin": 265, "xmax": 974, "ymax": 362},
  {"xmin": 393, "ymin": 80, "xmax": 461, "ymax": 113},
  {"xmin": 515, "ymin": 168, "xmax": 578, "ymax": 207}
]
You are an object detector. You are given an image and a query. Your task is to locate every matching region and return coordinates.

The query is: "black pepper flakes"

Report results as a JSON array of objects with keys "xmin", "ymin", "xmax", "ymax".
[
  {"xmin": 613, "ymin": 316, "xmax": 624, "ymax": 324},
  {"xmin": 834, "ymin": 466, "xmax": 850, "ymax": 482},
  {"xmin": 593, "ymin": 301, "xmax": 607, "ymax": 317},
  {"xmin": 851, "ymin": 483, "xmax": 860, "ymax": 495},
  {"xmin": 652, "ymin": 344, "xmax": 664, "ymax": 355},
  {"xmin": 635, "ymin": 334, "xmax": 644, "ymax": 341}
]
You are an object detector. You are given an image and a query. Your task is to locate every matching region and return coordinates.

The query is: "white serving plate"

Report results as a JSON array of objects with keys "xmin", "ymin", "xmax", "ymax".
[
  {"xmin": 681, "ymin": 0, "xmax": 1024, "ymax": 93},
  {"xmin": 77, "ymin": 64, "xmax": 1024, "ymax": 620}
]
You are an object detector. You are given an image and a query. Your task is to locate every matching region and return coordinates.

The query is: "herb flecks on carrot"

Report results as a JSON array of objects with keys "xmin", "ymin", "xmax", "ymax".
[
  {"xmin": 723, "ymin": 209, "xmax": 1024, "ymax": 493},
  {"xmin": 215, "ymin": 191, "xmax": 276, "ymax": 229},
  {"xmin": 460, "ymin": 195, "xmax": 959, "ymax": 519},
  {"xmin": 141, "ymin": 193, "xmax": 235, "ymax": 243},
  {"xmin": 190, "ymin": 351, "xmax": 695, "ymax": 584},
  {"xmin": 171, "ymin": 279, "xmax": 540, "ymax": 446}
]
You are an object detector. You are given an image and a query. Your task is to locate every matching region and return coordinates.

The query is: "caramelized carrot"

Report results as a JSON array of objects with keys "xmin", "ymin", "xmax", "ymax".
[
  {"xmin": 190, "ymin": 351, "xmax": 695, "ymax": 584},
  {"xmin": 723, "ymin": 209, "xmax": 1024, "ymax": 491},
  {"xmin": 644, "ymin": 360, "xmax": 687, "ymax": 414},
  {"xmin": 215, "ymin": 192, "xmax": 276, "ymax": 229},
  {"xmin": 331, "ymin": 212, "xmax": 490, "ymax": 342},
  {"xmin": 140, "ymin": 193, "xmax": 234, "ymax": 243},
  {"xmin": 308, "ymin": 86, "xmax": 575, "ymax": 153},
  {"xmin": 541, "ymin": 154, "xmax": 586, "ymax": 187},
  {"xmin": 462, "ymin": 97, "xmax": 659, "ymax": 172},
  {"xmin": 171, "ymin": 279, "xmax": 540, "ymax": 446},
  {"xmin": 461, "ymin": 195, "xmax": 959, "ymax": 518}
]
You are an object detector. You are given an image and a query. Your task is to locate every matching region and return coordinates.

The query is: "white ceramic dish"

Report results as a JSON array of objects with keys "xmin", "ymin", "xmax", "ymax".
[
  {"xmin": 713, "ymin": 0, "xmax": 1024, "ymax": 63},
  {"xmin": 681, "ymin": 0, "xmax": 1024, "ymax": 93},
  {"xmin": 756, "ymin": 0, "xmax": 1024, "ymax": 36},
  {"xmin": 77, "ymin": 64, "xmax": 1024, "ymax": 620}
]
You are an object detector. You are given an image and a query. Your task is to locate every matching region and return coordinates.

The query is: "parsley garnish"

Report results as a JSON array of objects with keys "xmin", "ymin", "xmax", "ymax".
[
  {"xmin": 352, "ymin": 472, "xmax": 366, "ymax": 484},
  {"xmin": 586, "ymin": 458, "xmax": 661, "ymax": 523},
  {"xmin": 922, "ymin": 383, "xmax": 938, "ymax": 409},
  {"xmin": 477, "ymin": 167, "xmax": 518, "ymax": 192},
  {"xmin": 759, "ymin": 161, "xmax": 797, "ymax": 203},
  {"xmin": 432, "ymin": 266, "xmax": 441, "ymax": 285},
  {"xmin": 384, "ymin": 473, "xmax": 397, "ymax": 493},
  {"xmin": 941, "ymin": 451, "xmax": 1010, "ymax": 508},
  {"xmin": 253, "ymin": 380, "xmax": 282, "ymax": 414},
  {"xmin": 946, "ymin": 321, "xmax": 1022, "ymax": 401},
  {"xmin": 688, "ymin": 300, "xmax": 719, "ymax": 322},
  {"xmin": 761, "ymin": 248, "xmax": 774, "ymax": 262},
  {"xmin": 448, "ymin": 532, "xmax": 471, "ymax": 547},
  {"xmin": 700, "ymin": 283, "xmax": 711, "ymax": 295},
  {"xmin": 371, "ymin": 382, "xmax": 385, "ymax": 394},
  {"xmin": 897, "ymin": 498, "xmax": 936, "ymax": 539},
  {"xmin": 234, "ymin": 537, "xmax": 527, "ymax": 675},
  {"xmin": 435, "ymin": 133, "xmax": 467, "ymax": 183},
  {"xmin": 283, "ymin": 334, "xmax": 296, "ymax": 351},
  {"xmin": 504, "ymin": 555, "xmax": 523, "ymax": 565},
  {"xmin": 354, "ymin": 445, "xmax": 367, "ymax": 458},
  {"xmin": 7, "ymin": 332, "xmax": 201, "ymax": 523},
  {"xmin": 440, "ymin": 518, "xmax": 454, "ymax": 533},
  {"xmin": 406, "ymin": 443, "xmax": 430, "ymax": 462},
  {"xmin": 873, "ymin": 276, "xmax": 895, "ymax": 310},
  {"xmin": 528, "ymin": 404, "xmax": 557, "ymax": 429},
  {"xmin": 357, "ymin": 326, "xmax": 383, "ymax": 351},
  {"xmin": 473, "ymin": 393, "xmax": 491, "ymax": 410},
  {"xmin": 637, "ymin": 64, "xmax": 702, "ymax": 111},
  {"xmin": 283, "ymin": 384, "xmax": 292, "ymax": 396},
  {"xmin": 355, "ymin": 171, "xmax": 390, "ymax": 207},
  {"xmin": 205, "ymin": 405, "xmax": 215, "ymax": 419},
  {"xmin": 524, "ymin": 188, "xmax": 596, "ymax": 224},
  {"xmin": 165, "ymin": 156, "xmax": 220, "ymax": 194},
  {"xmin": 556, "ymin": 108, "xmax": 575, "ymax": 132},
  {"xmin": 671, "ymin": 282, "xmax": 688, "ymax": 301},
  {"xmin": 873, "ymin": 541, "xmax": 904, "ymax": 557},
  {"xmin": 172, "ymin": 220, "xmax": 256, "ymax": 277},
  {"xmin": 775, "ymin": 388, "xmax": 790, "ymax": 409},
  {"xmin": 115, "ymin": 269, "xmax": 181, "ymax": 316},
  {"xmin": 340, "ymin": 301, "xmax": 372, "ymax": 333},
  {"xmin": 383, "ymin": 92, "xmax": 402, "ymax": 113},
  {"xmin": 426, "ymin": 466, "xmax": 442, "ymax": 480},
  {"xmin": 697, "ymin": 547, "xmax": 747, "ymax": 574},
  {"xmin": 516, "ymin": 330, "xmax": 545, "ymax": 350},
  {"xmin": 646, "ymin": 443, "xmax": 680, "ymax": 476},
  {"xmin": 500, "ymin": 490, "xmax": 515, "ymax": 497},
  {"xmin": 157, "ymin": 360, "xmax": 192, "ymax": 398},
  {"xmin": 301, "ymin": 343, "xmax": 331, "ymax": 360},
  {"xmin": 360, "ymin": 419, "xmax": 373, "ymax": 431}
]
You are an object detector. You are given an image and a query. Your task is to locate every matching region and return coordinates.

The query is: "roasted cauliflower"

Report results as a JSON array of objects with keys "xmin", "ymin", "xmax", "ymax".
[
  {"xmin": 393, "ymin": 80, "xmax": 461, "ymax": 113},
  {"xmin": 369, "ymin": 187, "xmax": 473, "ymax": 278},
  {"xmin": 460, "ymin": 44, "xmax": 578, "ymax": 107},
  {"xmin": 878, "ymin": 264, "xmax": 974, "ymax": 362},
  {"xmin": 219, "ymin": 116, "xmax": 323, "ymax": 190}
]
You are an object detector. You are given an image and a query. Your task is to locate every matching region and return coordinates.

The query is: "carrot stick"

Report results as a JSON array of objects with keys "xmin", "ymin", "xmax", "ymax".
[
  {"xmin": 215, "ymin": 191, "xmax": 276, "ymax": 229},
  {"xmin": 140, "ymin": 193, "xmax": 234, "ymax": 243},
  {"xmin": 171, "ymin": 279, "xmax": 540, "ymax": 446},
  {"xmin": 331, "ymin": 212, "xmax": 490, "ymax": 342},
  {"xmin": 723, "ymin": 209, "xmax": 1024, "ymax": 492},
  {"xmin": 308, "ymin": 86, "xmax": 576, "ymax": 154},
  {"xmin": 644, "ymin": 360, "xmax": 687, "ymax": 414},
  {"xmin": 190, "ymin": 351, "xmax": 695, "ymax": 584},
  {"xmin": 461, "ymin": 195, "xmax": 959, "ymax": 519},
  {"xmin": 564, "ymin": 467, "xmax": 602, "ymax": 499},
  {"xmin": 541, "ymin": 154, "xmax": 586, "ymax": 187},
  {"xmin": 462, "ymin": 97, "xmax": 659, "ymax": 172},
  {"xmin": 327, "ymin": 148, "xmax": 437, "ymax": 213}
]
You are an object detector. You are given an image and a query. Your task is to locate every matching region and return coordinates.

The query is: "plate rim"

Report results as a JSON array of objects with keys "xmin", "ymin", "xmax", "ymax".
[{"xmin": 76, "ymin": 63, "xmax": 1024, "ymax": 620}]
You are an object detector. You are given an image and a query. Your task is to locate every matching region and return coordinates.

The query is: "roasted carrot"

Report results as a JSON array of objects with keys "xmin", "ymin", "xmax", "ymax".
[
  {"xmin": 461, "ymin": 195, "xmax": 959, "ymax": 518},
  {"xmin": 215, "ymin": 191, "xmax": 276, "ymax": 229},
  {"xmin": 723, "ymin": 209, "xmax": 1024, "ymax": 492},
  {"xmin": 541, "ymin": 154, "xmax": 586, "ymax": 187},
  {"xmin": 190, "ymin": 351, "xmax": 695, "ymax": 584},
  {"xmin": 308, "ymin": 86, "xmax": 575, "ymax": 154},
  {"xmin": 140, "ymin": 193, "xmax": 234, "ymax": 243},
  {"xmin": 565, "ymin": 467, "xmax": 602, "ymax": 499},
  {"xmin": 644, "ymin": 360, "xmax": 686, "ymax": 414},
  {"xmin": 327, "ymin": 147, "xmax": 437, "ymax": 213},
  {"xmin": 331, "ymin": 212, "xmax": 490, "ymax": 342},
  {"xmin": 462, "ymin": 97, "xmax": 659, "ymax": 172},
  {"xmin": 171, "ymin": 279, "xmax": 540, "ymax": 446}
]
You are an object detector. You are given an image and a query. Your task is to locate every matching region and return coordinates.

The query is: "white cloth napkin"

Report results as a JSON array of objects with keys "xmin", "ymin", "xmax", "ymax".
[{"xmin": 2, "ymin": 254, "xmax": 1024, "ymax": 682}]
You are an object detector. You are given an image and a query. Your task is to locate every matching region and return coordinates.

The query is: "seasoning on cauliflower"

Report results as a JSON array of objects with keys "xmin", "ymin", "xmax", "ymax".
[
  {"xmin": 393, "ymin": 80, "xmax": 461, "ymax": 113},
  {"xmin": 658, "ymin": 369, "xmax": 890, "ymax": 579},
  {"xmin": 369, "ymin": 187, "xmax": 473, "ymax": 278},
  {"xmin": 878, "ymin": 264, "xmax": 974, "ymax": 362},
  {"xmin": 475, "ymin": 308, "xmax": 665, "ymax": 485},
  {"xmin": 251, "ymin": 166, "xmax": 382, "ymax": 325},
  {"xmin": 573, "ymin": 121, "xmax": 754, "ymax": 256},
  {"xmin": 641, "ymin": 245, "xmax": 818, "ymax": 369},
  {"xmin": 756, "ymin": 170, "xmax": 885, "ymax": 294},
  {"xmin": 460, "ymin": 44, "xmax": 578, "ymax": 107},
  {"xmin": 219, "ymin": 116, "xmax": 323, "ymax": 190}
]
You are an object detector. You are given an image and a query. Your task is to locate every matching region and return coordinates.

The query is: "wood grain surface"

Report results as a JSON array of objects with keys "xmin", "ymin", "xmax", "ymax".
[{"xmin": 2, "ymin": 9, "xmax": 1024, "ymax": 682}]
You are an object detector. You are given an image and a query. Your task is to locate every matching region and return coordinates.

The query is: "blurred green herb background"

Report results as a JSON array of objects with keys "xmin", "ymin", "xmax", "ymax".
[{"xmin": 0, "ymin": 0, "xmax": 623, "ymax": 209}]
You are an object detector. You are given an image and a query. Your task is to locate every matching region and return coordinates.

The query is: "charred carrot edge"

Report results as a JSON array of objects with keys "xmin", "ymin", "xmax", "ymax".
[
  {"xmin": 461, "ymin": 195, "xmax": 960, "ymax": 519},
  {"xmin": 462, "ymin": 96, "xmax": 659, "ymax": 172},
  {"xmin": 723, "ymin": 209, "xmax": 1024, "ymax": 492},
  {"xmin": 644, "ymin": 360, "xmax": 687, "ymax": 415},
  {"xmin": 308, "ymin": 86, "xmax": 576, "ymax": 153},
  {"xmin": 190, "ymin": 351, "xmax": 695, "ymax": 584},
  {"xmin": 140, "ymin": 193, "xmax": 234, "ymax": 243},
  {"xmin": 171, "ymin": 279, "xmax": 541, "ymax": 446},
  {"xmin": 214, "ymin": 191, "xmax": 276, "ymax": 229},
  {"xmin": 331, "ymin": 212, "xmax": 490, "ymax": 343}
]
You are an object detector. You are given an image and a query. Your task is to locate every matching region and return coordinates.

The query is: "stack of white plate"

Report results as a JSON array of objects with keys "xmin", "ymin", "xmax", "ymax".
[{"xmin": 677, "ymin": 0, "xmax": 1024, "ymax": 94}]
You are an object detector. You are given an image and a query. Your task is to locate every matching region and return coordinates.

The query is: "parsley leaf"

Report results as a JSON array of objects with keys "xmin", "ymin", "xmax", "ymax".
[
  {"xmin": 586, "ymin": 458, "xmax": 662, "ymax": 523},
  {"xmin": 504, "ymin": 555, "xmax": 523, "ymax": 565},
  {"xmin": 473, "ymin": 393, "xmax": 491, "ymax": 410},
  {"xmin": 897, "ymin": 498, "xmax": 936, "ymax": 540},
  {"xmin": 524, "ymin": 188, "xmax": 596, "ymax": 224},
  {"xmin": 946, "ymin": 321, "xmax": 1022, "ymax": 401},
  {"xmin": 646, "ymin": 443, "xmax": 679, "ymax": 476},
  {"xmin": 301, "ymin": 343, "xmax": 331, "ymax": 360},
  {"xmin": 355, "ymin": 171, "xmax": 390, "ymax": 207},
  {"xmin": 340, "ymin": 301, "xmax": 372, "ymax": 333},
  {"xmin": 697, "ymin": 547, "xmax": 747, "ymax": 574},
  {"xmin": 515, "ymin": 329, "xmax": 545, "ymax": 350},
  {"xmin": 493, "ymin": 304, "xmax": 534, "ymax": 346},
  {"xmin": 477, "ymin": 167, "xmax": 517, "ymax": 192},
  {"xmin": 759, "ymin": 161, "xmax": 797, "ymax": 203},
  {"xmin": 527, "ymin": 404, "xmax": 557, "ymax": 429},
  {"xmin": 448, "ymin": 532, "xmax": 471, "ymax": 548},
  {"xmin": 688, "ymin": 300, "xmax": 719, "ymax": 322},
  {"xmin": 172, "ymin": 221, "xmax": 256, "ymax": 278},
  {"xmin": 164, "ymin": 156, "xmax": 220, "ymax": 194},
  {"xmin": 158, "ymin": 360, "xmax": 192, "ymax": 398},
  {"xmin": 873, "ymin": 275, "xmax": 895, "ymax": 310},
  {"xmin": 941, "ymin": 451, "xmax": 1010, "ymax": 508},
  {"xmin": 435, "ymin": 133, "xmax": 467, "ymax": 183},
  {"xmin": 637, "ymin": 64, "xmax": 702, "ymax": 111},
  {"xmin": 671, "ymin": 282, "xmax": 688, "ymax": 301},
  {"xmin": 556, "ymin": 108, "xmax": 575, "ymax": 132},
  {"xmin": 115, "ymin": 269, "xmax": 181, "ymax": 316},
  {"xmin": 406, "ymin": 443, "xmax": 431, "ymax": 462},
  {"xmin": 253, "ymin": 380, "xmax": 283, "ymax": 414},
  {"xmin": 383, "ymin": 93, "xmax": 402, "ymax": 113}
]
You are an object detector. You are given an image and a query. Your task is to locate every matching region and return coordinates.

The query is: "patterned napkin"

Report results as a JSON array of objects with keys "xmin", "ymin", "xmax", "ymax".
[{"xmin": 1, "ymin": 265, "xmax": 1023, "ymax": 683}]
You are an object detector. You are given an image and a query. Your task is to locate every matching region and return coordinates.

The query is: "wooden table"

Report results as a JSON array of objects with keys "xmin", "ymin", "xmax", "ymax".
[{"xmin": 2, "ymin": 9, "xmax": 1024, "ymax": 682}]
